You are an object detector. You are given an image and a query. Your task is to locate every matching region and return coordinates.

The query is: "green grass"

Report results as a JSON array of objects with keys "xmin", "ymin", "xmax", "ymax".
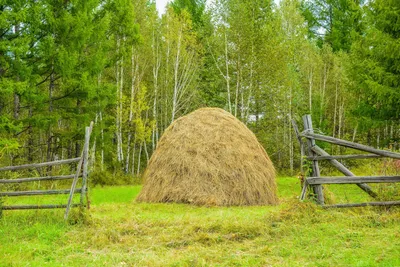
[{"xmin": 1, "ymin": 177, "xmax": 400, "ymax": 266}]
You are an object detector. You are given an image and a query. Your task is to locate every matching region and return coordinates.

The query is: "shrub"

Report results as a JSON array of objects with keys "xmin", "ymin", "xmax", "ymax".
[{"xmin": 89, "ymin": 169, "xmax": 140, "ymax": 187}]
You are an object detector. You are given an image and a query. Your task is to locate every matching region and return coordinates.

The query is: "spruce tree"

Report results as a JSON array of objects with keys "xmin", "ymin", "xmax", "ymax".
[
  {"xmin": 350, "ymin": 0, "xmax": 400, "ymax": 126},
  {"xmin": 301, "ymin": 0, "xmax": 364, "ymax": 52}
]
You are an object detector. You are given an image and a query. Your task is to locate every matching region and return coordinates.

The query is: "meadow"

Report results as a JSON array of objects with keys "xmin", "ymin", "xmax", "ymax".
[{"xmin": 1, "ymin": 177, "xmax": 400, "ymax": 266}]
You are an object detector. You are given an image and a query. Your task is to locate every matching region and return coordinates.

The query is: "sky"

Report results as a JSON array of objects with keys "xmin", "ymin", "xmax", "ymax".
[{"xmin": 155, "ymin": 0, "xmax": 171, "ymax": 15}]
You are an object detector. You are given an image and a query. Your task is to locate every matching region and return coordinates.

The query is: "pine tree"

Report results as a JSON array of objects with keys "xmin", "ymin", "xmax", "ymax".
[
  {"xmin": 301, "ymin": 0, "xmax": 364, "ymax": 51},
  {"xmin": 350, "ymin": 0, "xmax": 400, "ymax": 134},
  {"xmin": 0, "ymin": 0, "xmax": 34, "ymax": 161}
]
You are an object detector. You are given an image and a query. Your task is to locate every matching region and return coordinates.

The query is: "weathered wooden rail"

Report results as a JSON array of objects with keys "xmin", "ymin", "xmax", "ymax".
[
  {"xmin": 0, "ymin": 122, "xmax": 93, "ymax": 220},
  {"xmin": 293, "ymin": 115, "xmax": 400, "ymax": 208}
]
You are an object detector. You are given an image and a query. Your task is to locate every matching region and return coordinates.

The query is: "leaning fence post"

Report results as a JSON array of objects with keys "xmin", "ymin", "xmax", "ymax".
[
  {"xmin": 302, "ymin": 115, "xmax": 324, "ymax": 205},
  {"xmin": 64, "ymin": 122, "xmax": 93, "ymax": 220},
  {"xmin": 80, "ymin": 122, "xmax": 94, "ymax": 207},
  {"xmin": 292, "ymin": 119, "xmax": 308, "ymax": 200}
]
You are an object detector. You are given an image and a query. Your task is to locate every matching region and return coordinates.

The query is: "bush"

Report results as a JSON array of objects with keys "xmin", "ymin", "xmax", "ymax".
[
  {"xmin": 376, "ymin": 183, "xmax": 400, "ymax": 201},
  {"xmin": 89, "ymin": 169, "xmax": 141, "ymax": 187}
]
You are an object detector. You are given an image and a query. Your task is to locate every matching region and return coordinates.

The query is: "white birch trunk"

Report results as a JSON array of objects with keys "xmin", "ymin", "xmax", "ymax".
[
  {"xmin": 125, "ymin": 51, "xmax": 138, "ymax": 173},
  {"xmin": 333, "ymin": 80, "xmax": 338, "ymax": 139},
  {"xmin": 116, "ymin": 53, "xmax": 121, "ymax": 162},
  {"xmin": 171, "ymin": 26, "xmax": 182, "ymax": 123},
  {"xmin": 115, "ymin": 38, "xmax": 124, "ymax": 163},
  {"xmin": 225, "ymin": 30, "xmax": 232, "ymax": 113},
  {"xmin": 118, "ymin": 54, "xmax": 124, "ymax": 162},
  {"xmin": 234, "ymin": 55, "xmax": 240, "ymax": 118},
  {"xmin": 320, "ymin": 63, "xmax": 329, "ymax": 127},
  {"xmin": 136, "ymin": 142, "xmax": 143, "ymax": 176},
  {"xmin": 131, "ymin": 135, "xmax": 137, "ymax": 176},
  {"xmin": 100, "ymin": 111, "xmax": 104, "ymax": 170},
  {"xmin": 152, "ymin": 29, "xmax": 161, "ymax": 150}
]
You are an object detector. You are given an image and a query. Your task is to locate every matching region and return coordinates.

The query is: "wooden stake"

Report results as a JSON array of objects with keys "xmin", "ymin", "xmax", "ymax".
[
  {"xmin": 291, "ymin": 119, "xmax": 308, "ymax": 199},
  {"xmin": 65, "ymin": 122, "xmax": 93, "ymax": 220},
  {"xmin": 302, "ymin": 115, "xmax": 324, "ymax": 205},
  {"xmin": 80, "ymin": 123, "xmax": 93, "ymax": 206}
]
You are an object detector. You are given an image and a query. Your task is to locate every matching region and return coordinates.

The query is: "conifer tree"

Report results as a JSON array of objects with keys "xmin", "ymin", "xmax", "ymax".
[
  {"xmin": 350, "ymin": 0, "xmax": 400, "ymax": 135},
  {"xmin": 301, "ymin": 0, "xmax": 364, "ymax": 51}
]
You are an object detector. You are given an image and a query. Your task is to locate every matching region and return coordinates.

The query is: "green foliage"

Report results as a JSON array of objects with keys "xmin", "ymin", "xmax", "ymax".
[
  {"xmin": 301, "ymin": 0, "xmax": 364, "ymax": 51},
  {"xmin": 1, "ymin": 0, "xmax": 399, "ymax": 176},
  {"xmin": 90, "ymin": 169, "xmax": 139, "ymax": 187},
  {"xmin": 348, "ymin": 0, "xmax": 400, "ymax": 144},
  {"xmin": 302, "ymin": 156, "xmax": 313, "ymax": 176},
  {"xmin": 170, "ymin": 0, "xmax": 207, "ymax": 29},
  {"xmin": 0, "ymin": 139, "xmax": 19, "ymax": 158},
  {"xmin": 0, "ymin": 196, "xmax": 2, "ymax": 219}
]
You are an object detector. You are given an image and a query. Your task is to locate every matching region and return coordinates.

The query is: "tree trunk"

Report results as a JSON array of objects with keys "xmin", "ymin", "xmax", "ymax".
[
  {"xmin": 224, "ymin": 30, "xmax": 232, "ymax": 113},
  {"xmin": 125, "ymin": 51, "xmax": 138, "ymax": 173},
  {"xmin": 13, "ymin": 94, "xmax": 20, "ymax": 120},
  {"xmin": 171, "ymin": 26, "xmax": 182, "ymax": 123},
  {"xmin": 131, "ymin": 135, "xmax": 137, "ymax": 176},
  {"xmin": 116, "ymin": 38, "xmax": 124, "ymax": 163},
  {"xmin": 234, "ymin": 55, "xmax": 240, "ymax": 118},
  {"xmin": 320, "ymin": 63, "xmax": 329, "ymax": 127},
  {"xmin": 289, "ymin": 86, "xmax": 293, "ymax": 174},
  {"xmin": 152, "ymin": 29, "xmax": 161, "ymax": 150},
  {"xmin": 136, "ymin": 142, "xmax": 143, "ymax": 176}
]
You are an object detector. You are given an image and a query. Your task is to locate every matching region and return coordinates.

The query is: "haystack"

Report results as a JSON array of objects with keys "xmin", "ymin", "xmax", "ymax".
[{"xmin": 136, "ymin": 108, "xmax": 278, "ymax": 206}]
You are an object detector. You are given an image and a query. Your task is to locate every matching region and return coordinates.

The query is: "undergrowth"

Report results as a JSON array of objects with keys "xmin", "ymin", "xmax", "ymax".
[{"xmin": 0, "ymin": 196, "xmax": 3, "ymax": 219}]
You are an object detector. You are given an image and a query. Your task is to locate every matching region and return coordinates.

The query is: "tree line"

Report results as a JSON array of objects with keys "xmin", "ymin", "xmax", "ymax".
[{"xmin": 0, "ymin": 0, "xmax": 399, "ymax": 177}]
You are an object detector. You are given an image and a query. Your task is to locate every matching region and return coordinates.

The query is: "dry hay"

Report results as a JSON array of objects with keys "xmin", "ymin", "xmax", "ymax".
[{"xmin": 136, "ymin": 107, "xmax": 278, "ymax": 206}]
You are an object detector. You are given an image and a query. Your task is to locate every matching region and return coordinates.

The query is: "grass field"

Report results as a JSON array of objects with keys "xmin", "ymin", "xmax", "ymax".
[{"xmin": 1, "ymin": 177, "xmax": 400, "ymax": 266}]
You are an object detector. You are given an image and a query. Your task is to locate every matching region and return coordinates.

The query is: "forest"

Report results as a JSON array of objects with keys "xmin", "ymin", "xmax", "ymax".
[{"xmin": 1, "ymin": 0, "xmax": 399, "ymax": 177}]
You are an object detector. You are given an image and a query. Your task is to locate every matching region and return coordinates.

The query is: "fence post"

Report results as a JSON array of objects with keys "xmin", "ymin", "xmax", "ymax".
[
  {"xmin": 302, "ymin": 115, "xmax": 324, "ymax": 205},
  {"xmin": 64, "ymin": 122, "xmax": 93, "ymax": 220},
  {"xmin": 292, "ymin": 119, "xmax": 308, "ymax": 200},
  {"xmin": 80, "ymin": 122, "xmax": 94, "ymax": 207}
]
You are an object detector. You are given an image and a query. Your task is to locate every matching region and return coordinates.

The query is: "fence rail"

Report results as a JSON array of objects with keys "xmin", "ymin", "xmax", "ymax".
[
  {"xmin": 0, "ymin": 189, "xmax": 82, "ymax": 197},
  {"xmin": 0, "ymin": 174, "xmax": 76, "ymax": 184},
  {"xmin": 301, "ymin": 131, "xmax": 400, "ymax": 159},
  {"xmin": 0, "ymin": 158, "xmax": 81, "ymax": 172},
  {"xmin": 325, "ymin": 201, "xmax": 400, "ymax": 208},
  {"xmin": 0, "ymin": 122, "xmax": 93, "ymax": 220},
  {"xmin": 307, "ymin": 154, "xmax": 384, "ymax": 161},
  {"xmin": 293, "ymin": 114, "xmax": 400, "ymax": 208},
  {"xmin": 2, "ymin": 204, "xmax": 81, "ymax": 210},
  {"xmin": 307, "ymin": 176, "xmax": 400, "ymax": 185}
]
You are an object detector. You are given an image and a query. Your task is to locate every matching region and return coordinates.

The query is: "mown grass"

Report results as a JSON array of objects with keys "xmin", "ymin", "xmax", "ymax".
[{"xmin": 1, "ymin": 177, "xmax": 400, "ymax": 266}]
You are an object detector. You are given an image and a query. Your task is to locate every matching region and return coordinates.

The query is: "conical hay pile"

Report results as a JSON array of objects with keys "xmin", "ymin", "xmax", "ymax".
[{"xmin": 137, "ymin": 108, "xmax": 278, "ymax": 206}]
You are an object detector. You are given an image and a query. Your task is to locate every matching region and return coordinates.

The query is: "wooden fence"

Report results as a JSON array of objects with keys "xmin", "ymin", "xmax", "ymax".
[
  {"xmin": 0, "ymin": 122, "xmax": 93, "ymax": 220},
  {"xmin": 293, "ymin": 115, "xmax": 400, "ymax": 208}
]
